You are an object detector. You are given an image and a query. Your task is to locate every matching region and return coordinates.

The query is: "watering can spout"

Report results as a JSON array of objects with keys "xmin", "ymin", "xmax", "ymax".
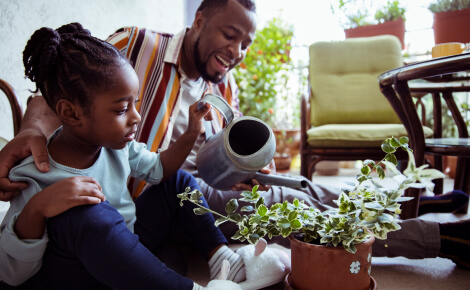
[{"xmin": 252, "ymin": 172, "xmax": 308, "ymax": 189}]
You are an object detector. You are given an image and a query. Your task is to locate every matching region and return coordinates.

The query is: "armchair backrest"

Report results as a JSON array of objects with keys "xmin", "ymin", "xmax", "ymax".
[{"xmin": 309, "ymin": 35, "xmax": 403, "ymax": 127}]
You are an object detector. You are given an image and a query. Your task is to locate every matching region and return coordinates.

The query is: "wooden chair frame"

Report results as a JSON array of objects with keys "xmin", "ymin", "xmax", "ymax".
[
  {"xmin": 379, "ymin": 53, "xmax": 470, "ymax": 219},
  {"xmin": 0, "ymin": 79, "xmax": 22, "ymax": 136}
]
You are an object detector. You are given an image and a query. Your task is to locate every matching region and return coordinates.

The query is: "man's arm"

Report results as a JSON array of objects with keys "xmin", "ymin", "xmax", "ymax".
[{"xmin": 0, "ymin": 96, "xmax": 61, "ymax": 201}]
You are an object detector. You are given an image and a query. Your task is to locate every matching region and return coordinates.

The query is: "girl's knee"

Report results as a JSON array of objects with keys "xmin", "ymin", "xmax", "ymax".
[{"xmin": 48, "ymin": 201, "xmax": 123, "ymax": 234}]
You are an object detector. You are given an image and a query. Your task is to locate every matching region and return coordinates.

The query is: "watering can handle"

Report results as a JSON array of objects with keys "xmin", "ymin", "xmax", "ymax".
[{"xmin": 197, "ymin": 93, "xmax": 234, "ymax": 140}]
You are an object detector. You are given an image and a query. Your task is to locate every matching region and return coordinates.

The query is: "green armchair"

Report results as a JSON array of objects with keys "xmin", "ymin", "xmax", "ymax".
[{"xmin": 300, "ymin": 35, "xmax": 433, "ymax": 180}]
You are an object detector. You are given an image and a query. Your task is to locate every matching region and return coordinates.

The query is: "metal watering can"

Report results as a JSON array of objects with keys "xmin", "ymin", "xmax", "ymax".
[{"xmin": 196, "ymin": 93, "xmax": 307, "ymax": 191}]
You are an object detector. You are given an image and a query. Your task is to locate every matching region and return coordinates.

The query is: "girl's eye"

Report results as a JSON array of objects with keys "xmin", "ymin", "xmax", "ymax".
[
  {"xmin": 135, "ymin": 98, "xmax": 141, "ymax": 104},
  {"xmin": 117, "ymin": 109, "xmax": 127, "ymax": 115}
]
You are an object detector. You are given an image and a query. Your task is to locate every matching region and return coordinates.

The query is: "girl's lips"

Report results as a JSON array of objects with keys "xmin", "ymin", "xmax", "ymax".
[{"xmin": 124, "ymin": 132, "xmax": 136, "ymax": 141}]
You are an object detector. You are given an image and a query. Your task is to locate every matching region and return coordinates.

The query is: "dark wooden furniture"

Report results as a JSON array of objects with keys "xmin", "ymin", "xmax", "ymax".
[
  {"xmin": 0, "ymin": 79, "xmax": 22, "ymax": 136},
  {"xmin": 379, "ymin": 53, "xmax": 470, "ymax": 219}
]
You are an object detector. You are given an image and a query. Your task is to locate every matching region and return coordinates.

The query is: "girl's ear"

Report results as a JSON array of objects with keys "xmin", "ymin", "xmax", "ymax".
[{"xmin": 55, "ymin": 100, "xmax": 82, "ymax": 126}]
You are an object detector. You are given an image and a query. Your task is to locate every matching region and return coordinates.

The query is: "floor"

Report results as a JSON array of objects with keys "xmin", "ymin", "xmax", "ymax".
[{"xmin": 1, "ymin": 159, "xmax": 469, "ymax": 289}]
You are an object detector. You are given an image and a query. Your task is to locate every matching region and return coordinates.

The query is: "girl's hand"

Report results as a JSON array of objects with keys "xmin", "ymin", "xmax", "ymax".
[
  {"xmin": 186, "ymin": 101, "xmax": 211, "ymax": 137},
  {"xmin": 15, "ymin": 176, "xmax": 105, "ymax": 239},
  {"xmin": 29, "ymin": 176, "xmax": 105, "ymax": 218}
]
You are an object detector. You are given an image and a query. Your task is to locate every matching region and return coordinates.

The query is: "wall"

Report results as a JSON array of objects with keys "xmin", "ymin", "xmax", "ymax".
[{"xmin": 0, "ymin": 0, "xmax": 185, "ymax": 140}]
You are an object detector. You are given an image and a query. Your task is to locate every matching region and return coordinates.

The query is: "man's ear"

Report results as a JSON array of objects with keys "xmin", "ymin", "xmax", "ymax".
[
  {"xmin": 55, "ymin": 99, "xmax": 82, "ymax": 126},
  {"xmin": 193, "ymin": 11, "xmax": 206, "ymax": 32}
]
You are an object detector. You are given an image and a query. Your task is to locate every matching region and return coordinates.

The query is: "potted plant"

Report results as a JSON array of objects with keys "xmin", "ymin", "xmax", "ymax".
[
  {"xmin": 428, "ymin": 0, "xmax": 470, "ymax": 44},
  {"xmin": 332, "ymin": 0, "xmax": 407, "ymax": 49},
  {"xmin": 272, "ymin": 129, "xmax": 295, "ymax": 171},
  {"xmin": 178, "ymin": 137, "xmax": 445, "ymax": 289}
]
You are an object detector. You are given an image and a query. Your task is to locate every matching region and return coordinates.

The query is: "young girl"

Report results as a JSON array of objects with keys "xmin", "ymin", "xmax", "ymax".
[{"xmin": 0, "ymin": 23, "xmax": 290, "ymax": 289}]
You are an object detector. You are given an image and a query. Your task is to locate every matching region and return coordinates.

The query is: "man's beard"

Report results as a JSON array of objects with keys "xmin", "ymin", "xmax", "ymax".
[{"xmin": 194, "ymin": 37, "xmax": 225, "ymax": 84}]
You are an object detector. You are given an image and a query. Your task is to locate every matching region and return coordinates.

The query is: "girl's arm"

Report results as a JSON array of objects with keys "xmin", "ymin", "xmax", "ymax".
[
  {"xmin": 0, "ymin": 172, "xmax": 104, "ymax": 286},
  {"xmin": 159, "ymin": 102, "xmax": 211, "ymax": 181}
]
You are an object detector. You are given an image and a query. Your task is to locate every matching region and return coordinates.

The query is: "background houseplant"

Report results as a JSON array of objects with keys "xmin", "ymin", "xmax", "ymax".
[
  {"xmin": 331, "ymin": 0, "xmax": 407, "ymax": 49},
  {"xmin": 232, "ymin": 17, "xmax": 301, "ymax": 170},
  {"xmin": 179, "ymin": 137, "xmax": 445, "ymax": 288},
  {"xmin": 232, "ymin": 17, "xmax": 294, "ymax": 128},
  {"xmin": 428, "ymin": 0, "xmax": 470, "ymax": 44}
]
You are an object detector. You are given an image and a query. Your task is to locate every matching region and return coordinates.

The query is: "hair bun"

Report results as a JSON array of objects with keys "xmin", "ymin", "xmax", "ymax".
[
  {"xmin": 57, "ymin": 22, "xmax": 91, "ymax": 37},
  {"xmin": 23, "ymin": 27, "xmax": 61, "ymax": 84}
]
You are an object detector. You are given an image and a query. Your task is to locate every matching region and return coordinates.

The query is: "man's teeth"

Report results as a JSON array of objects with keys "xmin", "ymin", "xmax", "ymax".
[{"xmin": 216, "ymin": 55, "xmax": 229, "ymax": 67}]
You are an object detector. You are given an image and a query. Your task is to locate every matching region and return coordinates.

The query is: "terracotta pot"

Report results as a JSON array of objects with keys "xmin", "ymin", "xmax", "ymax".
[
  {"xmin": 344, "ymin": 18, "xmax": 405, "ymax": 49},
  {"xmin": 433, "ymin": 8, "xmax": 470, "ymax": 44},
  {"xmin": 286, "ymin": 234, "xmax": 376, "ymax": 290},
  {"xmin": 272, "ymin": 128, "xmax": 301, "ymax": 157},
  {"xmin": 274, "ymin": 152, "xmax": 292, "ymax": 171}
]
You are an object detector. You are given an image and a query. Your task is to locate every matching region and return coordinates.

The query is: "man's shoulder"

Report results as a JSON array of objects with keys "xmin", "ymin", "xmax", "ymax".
[{"xmin": 107, "ymin": 26, "xmax": 175, "ymax": 42}]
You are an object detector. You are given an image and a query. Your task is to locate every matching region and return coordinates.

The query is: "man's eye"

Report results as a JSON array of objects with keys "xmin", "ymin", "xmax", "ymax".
[{"xmin": 224, "ymin": 33, "xmax": 234, "ymax": 40}]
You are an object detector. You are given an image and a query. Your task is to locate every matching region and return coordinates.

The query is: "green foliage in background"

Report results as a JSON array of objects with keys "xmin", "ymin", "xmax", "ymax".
[
  {"xmin": 375, "ymin": 1, "xmax": 406, "ymax": 23},
  {"xmin": 232, "ymin": 17, "xmax": 294, "ymax": 127},
  {"xmin": 428, "ymin": 0, "xmax": 470, "ymax": 13},
  {"xmin": 332, "ymin": 0, "xmax": 406, "ymax": 29}
]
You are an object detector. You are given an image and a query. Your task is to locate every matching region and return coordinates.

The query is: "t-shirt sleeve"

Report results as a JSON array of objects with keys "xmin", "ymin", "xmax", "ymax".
[
  {"xmin": 127, "ymin": 141, "xmax": 163, "ymax": 185},
  {"xmin": 0, "ymin": 161, "xmax": 48, "ymax": 286}
]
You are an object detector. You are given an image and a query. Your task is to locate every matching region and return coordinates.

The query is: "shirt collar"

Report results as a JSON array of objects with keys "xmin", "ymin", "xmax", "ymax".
[{"xmin": 164, "ymin": 27, "xmax": 189, "ymax": 66}]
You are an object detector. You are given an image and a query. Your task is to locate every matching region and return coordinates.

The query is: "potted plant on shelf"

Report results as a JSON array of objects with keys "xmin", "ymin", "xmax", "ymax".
[
  {"xmin": 232, "ymin": 17, "xmax": 300, "ymax": 170},
  {"xmin": 332, "ymin": 0, "xmax": 407, "ymax": 49},
  {"xmin": 428, "ymin": 0, "xmax": 470, "ymax": 44},
  {"xmin": 178, "ymin": 137, "xmax": 445, "ymax": 289}
]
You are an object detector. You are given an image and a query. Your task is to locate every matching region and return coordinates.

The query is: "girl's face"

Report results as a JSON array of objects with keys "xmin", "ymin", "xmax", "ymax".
[{"xmin": 83, "ymin": 63, "xmax": 141, "ymax": 150}]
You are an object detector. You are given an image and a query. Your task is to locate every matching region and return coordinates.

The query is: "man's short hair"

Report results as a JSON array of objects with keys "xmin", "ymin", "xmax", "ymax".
[{"xmin": 197, "ymin": 0, "xmax": 256, "ymax": 19}]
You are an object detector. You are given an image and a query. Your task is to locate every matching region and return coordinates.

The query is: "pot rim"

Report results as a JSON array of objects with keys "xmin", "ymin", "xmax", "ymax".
[{"xmin": 288, "ymin": 233, "xmax": 376, "ymax": 250}]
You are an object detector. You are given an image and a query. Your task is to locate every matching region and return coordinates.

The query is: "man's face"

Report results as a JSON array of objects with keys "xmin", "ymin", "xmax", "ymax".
[{"xmin": 194, "ymin": 0, "xmax": 257, "ymax": 83}]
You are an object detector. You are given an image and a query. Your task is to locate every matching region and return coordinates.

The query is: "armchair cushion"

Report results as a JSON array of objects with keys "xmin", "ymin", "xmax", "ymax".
[
  {"xmin": 309, "ymin": 36, "xmax": 403, "ymax": 126},
  {"xmin": 307, "ymin": 124, "xmax": 434, "ymax": 148}
]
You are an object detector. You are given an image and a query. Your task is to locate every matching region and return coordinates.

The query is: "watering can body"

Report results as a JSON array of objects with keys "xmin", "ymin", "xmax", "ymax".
[{"xmin": 196, "ymin": 94, "xmax": 307, "ymax": 190}]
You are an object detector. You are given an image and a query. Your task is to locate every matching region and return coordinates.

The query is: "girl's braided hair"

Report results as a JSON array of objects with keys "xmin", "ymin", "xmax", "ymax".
[{"xmin": 23, "ymin": 22, "xmax": 128, "ymax": 114}]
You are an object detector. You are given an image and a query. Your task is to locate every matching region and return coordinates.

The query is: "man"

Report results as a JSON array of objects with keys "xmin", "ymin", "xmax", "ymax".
[{"xmin": 0, "ymin": 0, "xmax": 469, "ymax": 271}]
